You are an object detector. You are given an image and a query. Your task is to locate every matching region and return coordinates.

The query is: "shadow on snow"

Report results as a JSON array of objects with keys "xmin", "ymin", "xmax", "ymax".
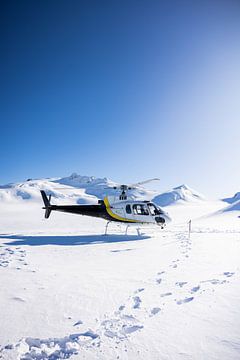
[{"xmin": 0, "ymin": 234, "xmax": 150, "ymax": 247}]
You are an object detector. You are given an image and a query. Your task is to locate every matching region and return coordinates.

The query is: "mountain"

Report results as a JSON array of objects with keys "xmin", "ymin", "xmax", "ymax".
[
  {"xmin": 55, "ymin": 173, "xmax": 156, "ymax": 201},
  {"xmin": 55, "ymin": 173, "xmax": 119, "ymax": 200},
  {"xmin": 0, "ymin": 177, "xmax": 98, "ymax": 204},
  {"xmin": 152, "ymin": 184, "xmax": 205, "ymax": 207},
  {"xmin": 0, "ymin": 173, "xmax": 155, "ymax": 204},
  {"xmin": 0, "ymin": 176, "xmax": 208, "ymax": 207}
]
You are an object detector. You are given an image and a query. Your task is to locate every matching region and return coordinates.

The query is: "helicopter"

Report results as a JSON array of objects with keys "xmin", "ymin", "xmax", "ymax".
[{"xmin": 40, "ymin": 178, "xmax": 171, "ymax": 234}]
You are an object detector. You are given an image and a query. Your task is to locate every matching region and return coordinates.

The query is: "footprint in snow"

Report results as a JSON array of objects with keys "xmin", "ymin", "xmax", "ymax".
[
  {"xmin": 121, "ymin": 314, "xmax": 137, "ymax": 321},
  {"xmin": 11, "ymin": 296, "xmax": 25, "ymax": 302},
  {"xmin": 5, "ymin": 248, "xmax": 14, "ymax": 254},
  {"xmin": 201, "ymin": 279, "xmax": 227, "ymax": 285},
  {"xmin": 160, "ymin": 292, "xmax": 172, "ymax": 297},
  {"xmin": 0, "ymin": 261, "xmax": 9, "ymax": 267},
  {"xmin": 176, "ymin": 297, "xmax": 194, "ymax": 305},
  {"xmin": 73, "ymin": 320, "xmax": 83, "ymax": 326},
  {"xmin": 111, "ymin": 248, "xmax": 133, "ymax": 253},
  {"xmin": 191, "ymin": 285, "xmax": 200, "ymax": 293},
  {"xmin": 134, "ymin": 288, "xmax": 145, "ymax": 294},
  {"xmin": 176, "ymin": 281, "xmax": 188, "ymax": 288},
  {"xmin": 123, "ymin": 325, "xmax": 143, "ymax": 334},
  {"xmin": 223, "ymin": 272, "xmax": 234, "ymax": 277},
  {"xmin": 2, "ymin": 331, "xmax": 100, "ymax": 359},
  {"xmin": 150, "ymin": 307, "xmax": 161, "ymax": 316},
  {"xmin": 132, "ymin": 296, "xmax": 141, "ymax": 309},
  {"xmin": 101, "ymin": 315, "xmax": 143, "ymax": 339}
]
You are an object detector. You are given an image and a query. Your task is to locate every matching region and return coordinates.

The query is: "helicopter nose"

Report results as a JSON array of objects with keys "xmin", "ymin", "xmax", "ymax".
[
  {"xmin": 155, "ymin": 216, "xmax": 165, "ymax": 225},
  {"xmin": 155, "ymin": 213, "xmax": 171, "ymax": 225}
]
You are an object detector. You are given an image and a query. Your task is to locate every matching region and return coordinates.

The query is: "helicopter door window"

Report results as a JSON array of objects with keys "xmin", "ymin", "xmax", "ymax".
[
  {"xmin": 133, "ymin": 204, "xmax": 149, "ymax": 215},
  {"xmin": 126, "ymin": 204, "xmax": 132, "ymax": 214}
]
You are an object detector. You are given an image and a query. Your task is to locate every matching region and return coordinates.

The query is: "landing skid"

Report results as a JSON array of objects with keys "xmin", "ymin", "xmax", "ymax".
[
  {"xmin": 104, "ymin": 222, "xmax": 143, "ymax": 236},
  {"xmin": 104, "ymin": 221, "xmax": 111, "ymax": 235}
]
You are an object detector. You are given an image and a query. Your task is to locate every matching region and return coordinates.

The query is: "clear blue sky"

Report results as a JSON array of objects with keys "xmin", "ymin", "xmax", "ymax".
[{"xmin": 1, "ymin": 0, "xmax": 240, "ymax": 197}]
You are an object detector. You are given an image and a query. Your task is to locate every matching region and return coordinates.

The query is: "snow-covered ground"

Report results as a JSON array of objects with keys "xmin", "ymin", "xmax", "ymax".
[{"xmin": 0, "ymin": 176, "xmax": 239, "ymax": 360}]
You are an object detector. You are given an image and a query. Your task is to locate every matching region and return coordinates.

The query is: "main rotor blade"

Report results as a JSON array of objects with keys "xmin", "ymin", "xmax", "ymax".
[
  {"xmin": 51, "ymin": 187, "xmax": 82, "ymax": 190},
  {"xmin": 130, "ymin": 178, "xmax": 160, "ymax": 187}
]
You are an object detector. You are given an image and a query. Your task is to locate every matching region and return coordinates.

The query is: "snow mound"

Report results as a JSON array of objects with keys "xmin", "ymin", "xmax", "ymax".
[
  {"xmin": 203, "ymin": 198, "xmax": 240, "ymax": 221},
  {"xmin": 0, "ymin": 178, "xmax": 98, "ymax": 205},
  {"xmin": 222, "ymin": 192, "xmax": 240, "ymax": 204},
  {"xmin": 153, "ymin": 184, "xmax": 205, "ymax": 207},
  {"xmin": 219, "ymin": 200, "xmax": 240, "ymax": 213},
  {"xmin": 206, "ymin": 191, "xmax": 240, "ymax": 217}
]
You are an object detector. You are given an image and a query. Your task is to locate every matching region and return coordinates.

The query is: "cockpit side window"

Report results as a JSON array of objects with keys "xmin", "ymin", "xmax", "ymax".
[
  {"xmin": 133, "ymin": 204, "xmax": 149, "ymax": 215},
  {"xmin": 157, "ymin": 206, "xmax": 164, "ymax": 215},
  {"xmin": 148, "ymin": 203, "xmax": 157, "ymax": 216},
  {"xmin": 148, "ymin": 203, "xmax": 164, "ymax": 216},
  {"xmin": 126, "ymin": 204, "xmax": 132, "ymax": 214}
]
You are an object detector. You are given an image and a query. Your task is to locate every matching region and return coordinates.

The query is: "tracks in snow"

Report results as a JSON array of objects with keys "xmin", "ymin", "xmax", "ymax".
[{"xmin": 0, "ymin": 230, "xmax": 237, "ymax": 360}]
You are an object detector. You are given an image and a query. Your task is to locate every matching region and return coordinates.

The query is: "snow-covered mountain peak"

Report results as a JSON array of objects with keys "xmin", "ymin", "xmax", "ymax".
[
  {"xmin": 174, "ymin": 184, "xmax": 205, "ymax": 200},
  {"xmin": 173, "ymin": 184, "xmax": 190, "ymax": 190},
  {"xmin": 152, "ymin": 184, "xmax": 205, "ymax": 207},
  {"xmin": 55, "ymin": 173, "xmax": 114, "ymax": 188}
]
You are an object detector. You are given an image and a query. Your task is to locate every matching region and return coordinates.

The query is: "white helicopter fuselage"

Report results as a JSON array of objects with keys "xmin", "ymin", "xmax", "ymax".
[{"xmin": 104, "ymin": 195, "xmax": 171, "ymax": 226}]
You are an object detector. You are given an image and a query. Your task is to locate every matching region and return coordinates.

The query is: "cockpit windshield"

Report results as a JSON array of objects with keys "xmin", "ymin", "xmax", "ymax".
[{"xmin": 147, "ymin": 203, "xmax": 164, "ymax": 216}]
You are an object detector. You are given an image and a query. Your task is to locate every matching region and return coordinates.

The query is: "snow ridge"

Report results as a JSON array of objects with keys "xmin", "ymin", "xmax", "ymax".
[
  {"xmin": 153, "ymin": 184, "xmax": 205, "ymax": 207},
  {"xmin": 222, "ymin": 192, "xmax": 240, "ymax": 204}
]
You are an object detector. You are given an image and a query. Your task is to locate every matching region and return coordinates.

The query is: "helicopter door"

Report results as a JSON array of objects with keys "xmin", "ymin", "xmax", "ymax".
[
  {"xmin": 123, "ymin": 204, "xmax": 134, "ymax": 221},
  {"xmin": 111, "ymin": 205, "xmax": 126, "ymax": 219},
  {"xmin": 131, "ymin": 204, "xmax": 153, "ymax": 223}
]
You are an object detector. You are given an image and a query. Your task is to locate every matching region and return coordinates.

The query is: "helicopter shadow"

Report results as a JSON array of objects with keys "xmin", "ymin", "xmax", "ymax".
[{"xmin": 0, "ymin": 234, "xmax": 150, "ymax": 247}]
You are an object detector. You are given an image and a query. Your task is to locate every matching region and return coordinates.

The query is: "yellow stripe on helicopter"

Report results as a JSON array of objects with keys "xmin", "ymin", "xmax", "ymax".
[{"xmin": 103, "ymin": 196, "xmax": 139, "ymax": 223}]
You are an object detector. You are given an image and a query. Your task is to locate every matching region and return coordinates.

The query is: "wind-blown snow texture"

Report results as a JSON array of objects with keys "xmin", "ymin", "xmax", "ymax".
[{"xmin": 0, "ymin": 174, "xmax": 239, "ymax": 360}]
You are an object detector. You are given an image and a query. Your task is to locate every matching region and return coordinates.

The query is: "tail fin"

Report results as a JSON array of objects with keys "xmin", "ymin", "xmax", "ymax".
[{"xmin": 40, "ymin": 190, "xmax": 52, "ymax": 219}]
